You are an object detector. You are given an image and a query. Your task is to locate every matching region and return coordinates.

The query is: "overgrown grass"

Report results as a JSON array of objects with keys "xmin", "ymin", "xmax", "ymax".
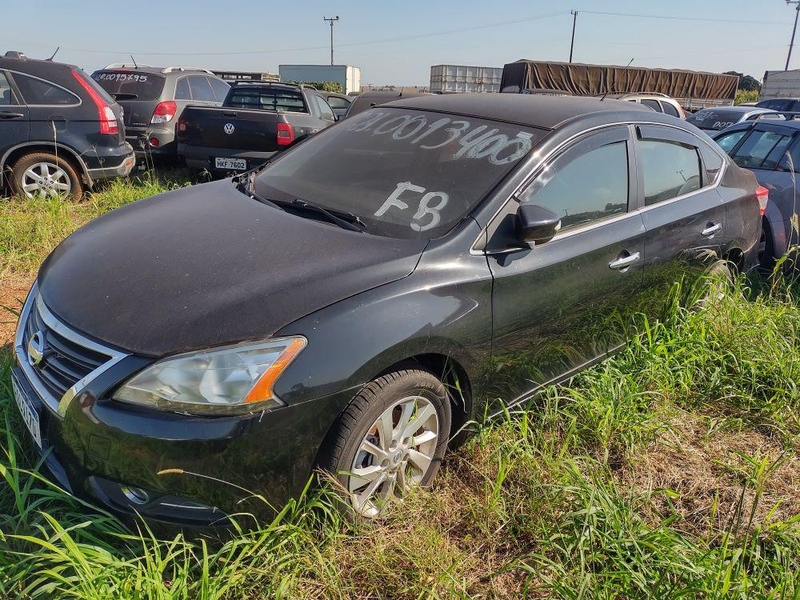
[
  {"xmin": 0, "ymin": 169, "xmax": 190, "ymax": 278},
  {"xmin": 0, "ymin": 176, "xmax": 798, "ymax": 597}
]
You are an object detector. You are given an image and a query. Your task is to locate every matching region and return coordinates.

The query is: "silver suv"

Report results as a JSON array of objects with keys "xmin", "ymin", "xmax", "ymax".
[
  {"xmin": 91, "ymin": 64, "xmax": 230, "ymax": 161},
  {"xmin": 602, "ymin": 93, "xmax": 686, "ymax": 119}
]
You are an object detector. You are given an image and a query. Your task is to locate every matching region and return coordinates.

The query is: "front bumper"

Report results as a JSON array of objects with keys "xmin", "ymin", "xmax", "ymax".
[{"xmin": 11, "ymin": 287, "xmax": 355, "ymax": 528}]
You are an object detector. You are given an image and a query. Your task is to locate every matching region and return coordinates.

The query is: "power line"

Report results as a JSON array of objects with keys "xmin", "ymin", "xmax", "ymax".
[{"xmin": 579, "ymin": 10, "xmax": 784, "ymax": 27}]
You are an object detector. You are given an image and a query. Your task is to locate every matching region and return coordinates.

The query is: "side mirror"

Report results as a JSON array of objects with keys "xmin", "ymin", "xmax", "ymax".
[{"xmin": 516, "ymin": 204, "xmax": 561, "ymax": 245}]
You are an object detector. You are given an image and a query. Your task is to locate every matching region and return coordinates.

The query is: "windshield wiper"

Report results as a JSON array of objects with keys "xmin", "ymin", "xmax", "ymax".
[
  {"xmin": 233, "ymin": 171, "xmax": 281, "ymax": 209},
  {"xmin": 288, "ymin": 199, "xmax": 366, "ymax": 232}
]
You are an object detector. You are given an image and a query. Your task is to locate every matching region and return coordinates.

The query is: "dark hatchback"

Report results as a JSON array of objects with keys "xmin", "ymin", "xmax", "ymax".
[
  {"xmin": 0, "ymin": 51, "xmax": 135, "ymax": 198},
  {"xmin": 13, "ymin": 95, "xmax": 762, "ymax": 526}
]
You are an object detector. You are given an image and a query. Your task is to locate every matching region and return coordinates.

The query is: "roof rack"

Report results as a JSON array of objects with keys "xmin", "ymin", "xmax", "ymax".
[
  {"xmin": 102, "ymin": 62, "xmax": 156, "ymax": 69},
  {"xmin": 161, "ymin": 66, "xmax": 214, "ymax": 74}
]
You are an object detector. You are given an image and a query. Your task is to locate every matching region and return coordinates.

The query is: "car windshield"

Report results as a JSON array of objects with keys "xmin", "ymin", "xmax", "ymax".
[
  {"xmin": 254, "ymin": 108, "xmax": 542, "ymax": 239},
  {"xmin": 91, "ymin": 70, "xmax": 166, "ymax": 101}
]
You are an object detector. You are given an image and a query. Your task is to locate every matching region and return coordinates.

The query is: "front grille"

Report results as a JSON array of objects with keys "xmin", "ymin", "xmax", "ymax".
[{"xmin": 15, "ymin": 287, "xmax": 126, "ymax": 415}]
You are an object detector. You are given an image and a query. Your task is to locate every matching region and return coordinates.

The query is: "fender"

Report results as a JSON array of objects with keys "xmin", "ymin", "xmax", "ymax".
[{"xmin": 0, "ymin": 141, "xmax": 92, "ymax": 187}]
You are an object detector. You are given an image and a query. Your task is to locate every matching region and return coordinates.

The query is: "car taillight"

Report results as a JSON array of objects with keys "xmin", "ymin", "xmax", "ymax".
[
  {"xmin": 677, "ymin": 104, "xmax": 686, "ymax": 119},
  {"xmin": 70, "ymin": 69, "xmax": 118, "ymax": 135},
  {"xmin": 151, "ymin": 101, "xmax": 177, "ymax": 124},
  {"xmin": 756, "ymin": 185, "xmax": 769, "ymax": 217},
  {"xmin": 277, "ymin": 122, "xmax": 295, "ymax": 146}
]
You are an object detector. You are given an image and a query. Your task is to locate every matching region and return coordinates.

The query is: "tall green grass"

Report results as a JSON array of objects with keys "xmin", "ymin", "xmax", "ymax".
[
  {"xmin": 0, "ymin": 170, "xmax": 190, "ymax": 278},
  {"xmin": 0, "ymin": 270, "xmax": 797, "ymax": 598}
]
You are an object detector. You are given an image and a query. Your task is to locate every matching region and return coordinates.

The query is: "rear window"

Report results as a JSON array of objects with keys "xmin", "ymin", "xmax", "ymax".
[
  {"xmin": 225, "ymin": 87, "xmax": 307, "ymax": 112},
  {"xmin": 686, "ymin": 110, "xmax": 740, "ymax": 131},
  {"xmin": 91, "ymin": 70, "xmax": 166, "ymax": 101}
]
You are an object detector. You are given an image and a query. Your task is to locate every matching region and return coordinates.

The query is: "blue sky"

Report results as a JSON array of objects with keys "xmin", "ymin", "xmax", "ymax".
[{"xmin": 3, "ymin": 0, "xmax": 797, "ymax": 84}]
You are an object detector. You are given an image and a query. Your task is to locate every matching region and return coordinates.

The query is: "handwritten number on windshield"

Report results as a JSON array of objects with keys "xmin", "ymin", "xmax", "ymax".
[{"xmin": 375, "ymin": 182, "xmax": 450, "ymax": 232}]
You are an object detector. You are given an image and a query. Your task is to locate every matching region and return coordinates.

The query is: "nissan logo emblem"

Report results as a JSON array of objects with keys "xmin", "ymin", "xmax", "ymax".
[
  {"xmin": 27, "ymin": 331, "xmax": 46, "ymax": 367},
  {"xmin": 224, "ymin": 123, "xmax": 235, "ymax": 135}
]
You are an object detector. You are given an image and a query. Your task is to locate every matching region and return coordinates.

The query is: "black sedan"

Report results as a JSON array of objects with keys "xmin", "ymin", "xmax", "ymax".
[{"xmin": 12, "ymin": 94, "xmax": 763, "ymax": 526}]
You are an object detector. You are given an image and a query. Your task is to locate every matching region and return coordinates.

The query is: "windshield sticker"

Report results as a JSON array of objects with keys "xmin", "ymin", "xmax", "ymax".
[
  {"xmin": 375, "ymin": 182, "xmax": 450, "ymax": 232},
  {"xmin": 347, "ymin": 111, "xmax": 533, "ymax": 166}
]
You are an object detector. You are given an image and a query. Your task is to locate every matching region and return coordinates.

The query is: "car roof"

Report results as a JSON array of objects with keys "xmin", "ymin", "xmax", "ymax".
[
  {"xmin": 697, "ymin": 106, "xmax": 773, "ymax": 114},
  {"xmin": 712, "ymin": 118, "xmax": 800, "ymax": 135},
  {"xmin": 385, "ymin": 93, "xmax": 653, "ymax": 130}
]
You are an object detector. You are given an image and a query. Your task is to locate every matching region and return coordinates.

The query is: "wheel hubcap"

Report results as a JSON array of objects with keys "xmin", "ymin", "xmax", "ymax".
[
  {"xmin": 348, "ymin": 395, "xmax": 439, "ymax": 518},
  {"xmin": 21, "ymin": 162, "xmax": 71, "ymax": 199}
]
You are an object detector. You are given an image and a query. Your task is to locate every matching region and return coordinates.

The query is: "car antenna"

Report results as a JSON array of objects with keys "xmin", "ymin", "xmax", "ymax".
[
  {"xmin": 600, "ymin": 58, "xmax": 634, "ymax": 101},
  {"xmin": 46, "ymin": 46, "xmax": 60, "ymax": 61},
  {"xmin": 130, "ymin": 54, "xmax": 139, "ymax": 69}
]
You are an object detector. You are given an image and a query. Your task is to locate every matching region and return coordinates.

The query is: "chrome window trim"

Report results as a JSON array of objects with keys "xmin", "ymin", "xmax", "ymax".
[
  {"xmin": 470, "ymin": 119, "xmax": 728, "ymax": 255},
  {"xmin": 14, "ymin": 281, "xmax": 129, "ymax": 417}
]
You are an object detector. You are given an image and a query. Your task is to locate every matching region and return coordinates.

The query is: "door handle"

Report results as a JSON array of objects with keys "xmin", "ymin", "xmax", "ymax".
[
  {"xmin": 0, "ymin": 112, "xmax": 25, "ymax": 120},
  {"xmin": 701, "ymin": 223, "xmax": 722, "ymax": 237},
  {"xmin": 609, "ymin": 251, "xmax": 641, "ymax": 271}
]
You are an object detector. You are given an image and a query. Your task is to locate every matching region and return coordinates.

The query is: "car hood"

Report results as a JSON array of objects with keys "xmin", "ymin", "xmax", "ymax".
[{"xmin": 38, "ymin": 179, "xmax": 427, "ymax": 357}]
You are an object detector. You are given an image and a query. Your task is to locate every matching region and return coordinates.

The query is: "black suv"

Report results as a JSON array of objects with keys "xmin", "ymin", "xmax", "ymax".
[
  {"xmin": 0, "ymin": 51, "xmax": 135, "ymax": 199},
  {"xmin": 91, "ymin": 64, "xmax": 229, "ymax": 160}
]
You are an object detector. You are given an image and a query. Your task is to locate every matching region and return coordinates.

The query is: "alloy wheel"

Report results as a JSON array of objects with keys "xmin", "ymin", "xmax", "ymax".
[
  {"xmin": 21, "ymin": 162, "xmax": 72, "ymax": 198},
  {"xmin": 347, "ymin": 395, "xmax": 439, "ymax": 518}
]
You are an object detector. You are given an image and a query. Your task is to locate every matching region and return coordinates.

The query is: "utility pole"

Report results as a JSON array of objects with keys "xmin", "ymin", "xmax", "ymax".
[
  {"xmin": 786, "ymin": 1, "xmax": 800, "ymax": 70},
  {"xmin": 569, "ymin": 10, "xmax": 578, "ymax": 63},
  {"xmin": 323, "ymin": 16, "xmax": 339, "ymax": 66}
]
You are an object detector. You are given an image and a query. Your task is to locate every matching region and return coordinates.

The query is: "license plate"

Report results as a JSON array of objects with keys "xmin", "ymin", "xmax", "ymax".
[
  {"xmin": 215, "ymin": 157, "xmax": 246, "ymax": 170},
  {"xmin": 12, "ymin": 377, "xmax": 42, "ymax": 449}
]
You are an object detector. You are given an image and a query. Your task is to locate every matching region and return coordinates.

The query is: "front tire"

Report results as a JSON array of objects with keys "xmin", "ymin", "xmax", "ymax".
[
  {"xmin": 10, "ymin": 152, "xmax": 83, "ymax": 200},
  {"xmin": 319, "ymin": 368, "xmax": 451, "ymax": 519}
]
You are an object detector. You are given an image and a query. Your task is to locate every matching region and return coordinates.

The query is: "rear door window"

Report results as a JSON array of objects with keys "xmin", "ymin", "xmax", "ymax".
[
  {"xmin": 730, "ymin": 129, "xmax": 794, "ymax": 169},
  {"xmin": 519, "ymin": 141, "xmax": 629, "ymax": 232},
  {"xmin": 12, "ymin": 73, "xmax": 78, "ymax": 105},
  {"xmin": 0, "ymin": 72, "xmax": 15, "ymax": 105},
  {"xmin": 314, "ymin": 95, "xmax": 335, "ymax": 121},
  {"xmin": 661, "ymin": 102, "xmax": 680, "ymax": 117},
  {"xmin": 326, "ymin": 95, "xmax": 350, "ymax": 109},
  {"xmin": 188, "ymin": 76, "xmax": 216, "ymax": 102},
  {"xmin": 208, "ymin": 77, "xmax": 230, "ymax": 102},
  {"xmin": 174, "ymin": 77, "xmax": 191, "ymax": 100},
  {"xmin": 91, "ymin": 70, "xmax": 165, "ymax": 101},
  {"xmin": 641, "ymin": 99, "xmax": 662, "ymax": 112},
  {"xmin": 639, "ymin": 140, "xmax": 702, "ymax": 205}
]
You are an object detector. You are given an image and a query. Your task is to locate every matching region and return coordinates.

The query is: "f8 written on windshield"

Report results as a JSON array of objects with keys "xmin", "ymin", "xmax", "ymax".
[{"xmin": 346, "ymin": 111, "xmax": 535, "ymax": 232}]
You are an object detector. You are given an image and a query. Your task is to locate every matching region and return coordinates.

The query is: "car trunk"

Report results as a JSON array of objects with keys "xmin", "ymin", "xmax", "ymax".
[
  {"xmin": 91, "ymin": 70, "xmax": 167, "ymax": 131},
  {"xmin": 181, "ymin": 106, "xmax": 288, "ymax": 152}
]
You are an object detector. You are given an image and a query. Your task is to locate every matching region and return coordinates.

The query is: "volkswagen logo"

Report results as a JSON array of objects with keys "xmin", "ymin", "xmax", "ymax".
[
  {"xmin": 224, "ymin": 123, "xmax": 235, "ymax": 135},
  {"xmin": 27, "ymin": 331, "xmax": 46, "ymax": 367}
]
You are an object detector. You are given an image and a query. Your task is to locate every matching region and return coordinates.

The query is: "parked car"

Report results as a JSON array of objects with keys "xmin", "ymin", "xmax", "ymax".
[
  {"xmin": 315, "ymin": 90, "xmax": 351, "ymax": 120},
  {"xmin": 12, "ymin": 94, "xmax": 762, "ymax": 526},
  {"xmin": 601, "ymin": 93, "xmax": 686, "ymax": 118},
  {"xmin": 91, "ymin": 64, "xmax": 230, "ymax": 160},
  {"xmin": 344, "ymin": 90, "xmax": 425, "ymax": 118},
  {"xmin": 712, "ymin": 118, "xmax": 800, "ymax": 267},
  {"xmin": 687, "ymin": 106, "xmax": 781, "ymax": 131},
  {"xmin": 756, "ymin": 97, "xmax": 800, "ymax": 112},
  {"xmin": 0, "ymin": 51, "xmax": 135, "ymax": 199},
  {"xmin": 177, "ymin": 82, "xmax": 335, "ymax": 176}
]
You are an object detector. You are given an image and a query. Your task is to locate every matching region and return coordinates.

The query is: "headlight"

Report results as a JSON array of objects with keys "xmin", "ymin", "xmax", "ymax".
[{"xmin": 113, "ymin": 337, "xmax": 305, "ymax": 415}]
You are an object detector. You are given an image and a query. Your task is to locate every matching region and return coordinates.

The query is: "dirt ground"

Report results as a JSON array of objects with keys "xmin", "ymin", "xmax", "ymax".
[{"xmin": 0, "ymin": 275, "xmax": 34, "ymax": 348}]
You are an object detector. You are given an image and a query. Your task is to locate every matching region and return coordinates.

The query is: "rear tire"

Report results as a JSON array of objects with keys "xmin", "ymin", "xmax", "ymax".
[
  {"xmin": 757, "ymin": 222, "xmax": 776, "ymax": 272},
  {"xmin": 318, "ymin": 368, "xmax": 451, "ymax": 519},
  {"xmin": 10, "ymin": 152, "xmax": 83, "ymax": 200}
]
